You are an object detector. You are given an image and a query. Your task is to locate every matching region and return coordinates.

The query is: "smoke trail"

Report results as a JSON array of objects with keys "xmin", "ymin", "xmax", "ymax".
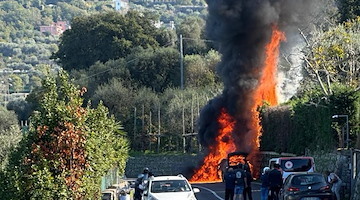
[{"xmin": 198, "ymin": 0, "xmax": 316, "ymax": 150}]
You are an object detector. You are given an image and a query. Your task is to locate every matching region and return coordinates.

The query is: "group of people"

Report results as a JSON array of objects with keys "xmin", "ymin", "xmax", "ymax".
[
  {"xmin": 259, "ymin": 165, "xmax": 342, "ymax": 200},
  {"xmin": 260, "ymin": 164, "xmax": 283, "ymax": 200},
  {"xmin": 224, "ymin": 163, "xmax": 282, "ymax": 200},
  {"xmin": 223, "ymin": 163, "xmax": 254, "ymax": 200}
]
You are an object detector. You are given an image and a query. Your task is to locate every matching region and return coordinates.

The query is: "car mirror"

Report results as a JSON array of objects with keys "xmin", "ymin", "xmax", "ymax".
[{"xmin": 193, "ymin": 188, "xmax": 200, "ymax": 193}]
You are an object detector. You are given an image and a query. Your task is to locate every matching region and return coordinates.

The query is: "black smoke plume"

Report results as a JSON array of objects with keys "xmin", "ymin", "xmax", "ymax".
[{"xmin": 198, "ymin": 0, "xmax": 316, "ymax": 152}]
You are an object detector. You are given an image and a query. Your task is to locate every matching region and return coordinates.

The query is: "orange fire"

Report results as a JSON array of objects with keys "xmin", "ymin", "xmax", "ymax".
[
  {"xmin": 247, "ymin": 26, "xmax": 286, "ymax": 178},
  {"xmin": 191, "ymin": 27, "xmax": 285, "ymax": 182},
  {"xmin": 190, "ymin": 108, "xmax": 236, "ymax": 182}
]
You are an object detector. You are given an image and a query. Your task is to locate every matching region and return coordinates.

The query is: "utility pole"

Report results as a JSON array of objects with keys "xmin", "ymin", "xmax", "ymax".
[
  {"xmin": 182, "ymin": 103, "xmax": 186, "ymax": 153},
  {"xmin": 157, "ymin": 105, "xmax": 161, "ymax": 153},
  {"xmin": 133, "ymin": 107, "xmax": 137, "ymax": 142},
  {"xmin": 179, "ymin": 34, "xmax": 184, "ymax": 90},
  {"xmin": 149, "ymin": 110, "xmax": 152, "ymax": 151}
]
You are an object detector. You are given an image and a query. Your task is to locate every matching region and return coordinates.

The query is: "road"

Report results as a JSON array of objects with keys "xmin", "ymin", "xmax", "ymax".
[{"xmin": 192, "ymin": 181, "xmax": 262, "ymax": 200}]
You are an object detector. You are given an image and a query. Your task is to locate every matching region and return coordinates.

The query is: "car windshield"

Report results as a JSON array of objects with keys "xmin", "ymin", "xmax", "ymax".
[
  {"xmin": 101, "ymin": 193, "xmax": 112, "ymax": 200},
  {"xmin": 150, "ymin": 180, "xmax": 191, "ymax": 193},
  {"xmin": 291, "ymin": 174, "xmax": 326, "ymax": 186},
  {"xmin": 280, "ymin": 158, "xmax": 312, "ymax": 172}
]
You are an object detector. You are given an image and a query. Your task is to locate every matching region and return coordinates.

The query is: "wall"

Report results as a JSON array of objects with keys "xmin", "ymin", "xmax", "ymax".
[{"xmin": 125, "ymin": 154, "xmax": 204, "ymax": 179}]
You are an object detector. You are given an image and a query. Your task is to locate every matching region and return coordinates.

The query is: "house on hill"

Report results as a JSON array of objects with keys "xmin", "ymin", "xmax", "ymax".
[
  {"xmin": 39, "ymin": 21, "xmax": 71, "ymax": 36},
  {"xmin": 115, "ymin": 0, "xmax": 129, "ymax": 13}
]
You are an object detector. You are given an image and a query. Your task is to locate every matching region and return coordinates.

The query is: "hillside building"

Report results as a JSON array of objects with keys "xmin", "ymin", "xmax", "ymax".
[{"xmin": 39, "ymin": 21, "xmax": 71, "ymax": 36}]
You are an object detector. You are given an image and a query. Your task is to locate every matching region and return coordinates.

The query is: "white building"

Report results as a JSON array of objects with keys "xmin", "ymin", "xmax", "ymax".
[{"xmin": 115, "ymin": 0, "xmax": 129, "ymax": 12}]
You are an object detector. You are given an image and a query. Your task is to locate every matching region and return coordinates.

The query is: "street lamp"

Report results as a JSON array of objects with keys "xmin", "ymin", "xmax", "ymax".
[{"xmin": 332, "ymin": 114, "xmax": 349, "ymax": 149}]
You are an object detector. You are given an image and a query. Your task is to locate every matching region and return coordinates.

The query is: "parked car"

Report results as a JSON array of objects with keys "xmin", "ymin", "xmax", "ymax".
[
  {"xmin": 269, "ymin": 156, "xmax": 316, "ymax": 182},
  {"xmin": 142, "ymin": 174, "xmax": 200, "ymax": 200},
  {"xmin": 280, "ymin": 173, "xmax": 335, "ymax": 200},
  {"xmin": 102, "ymin": 188, "xmax": 118, "ymax": 200}
]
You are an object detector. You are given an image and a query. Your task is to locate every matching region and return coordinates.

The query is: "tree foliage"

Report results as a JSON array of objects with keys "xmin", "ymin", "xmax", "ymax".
[
  {"xmin": 53, "ymin": 11, "xmax": 164, "ymax": 71},
  {"xmin": 302, "ymin": 16, "xmax": 360, "ymax": 95},
  {"xmin": 177, "ymin": 15, "xmax": 209, "ymax": 55},
  {"xmin": 260, "ymin": 85, "xmax": 359, "ymax": 154},
  {"xmin": 184, "ymin": 50, "xmax": 220, "ymax": 88},
  {"xmin": 0, "ymin": 106, "xmax": 19, "ymax": 133},
  {"xmin": 0, "ymin": 106, "xmax": 22, "ymax": 170},
  {"xmin": 0, "ymin": 71, "xmax": 128, "ymax": 199},
  {"xmin": 336, "ymin": 0, "xmax": 360, "ymax": 22},
  {"xmin": 126, "ymin": 47, "xmax": 181, "ymax": 92}
]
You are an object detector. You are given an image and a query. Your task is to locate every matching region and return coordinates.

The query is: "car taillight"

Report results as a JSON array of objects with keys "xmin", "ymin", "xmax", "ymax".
[
  {"xmin": 288, "ymin": 187, "xmax": 300, "ymax": 192},
  {"xmin": 320, "ymin": 185, "xmax": 330, "ymax": 191}
]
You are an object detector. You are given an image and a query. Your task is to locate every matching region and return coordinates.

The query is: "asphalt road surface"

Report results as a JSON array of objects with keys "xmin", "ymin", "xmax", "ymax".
[{"xmin": 192, "ymin": 181, "xmax": 262, "ymax": 200}]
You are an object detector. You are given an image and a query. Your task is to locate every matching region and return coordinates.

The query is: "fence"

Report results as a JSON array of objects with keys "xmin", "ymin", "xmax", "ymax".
[{"xmin": 101, "ymin": 167, "xmax": 122, "ymax": 191}]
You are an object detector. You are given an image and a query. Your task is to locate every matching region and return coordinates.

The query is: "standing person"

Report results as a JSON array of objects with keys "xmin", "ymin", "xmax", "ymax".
[
  {"xmin": 133, "ymin": 174, "xmax": 144, "ymax": 200},
  {"xmin": 325, "ymin": 170, "xmax": 342, "ymax": 200},
  {"xmin": 234, "ymin": 164, "xmax": 247, "ymax": 200},
  {"xmin": 268, "ymin": 164, "xmax": 282, "ymax": 200},
  {"xmin": 243, "ymin": 164, "xmax": 253, "ymax": 200},
  {"xmin": 133, "ymin": 167, "xmax": 153, "ymax": 200},
  {"xmin": 260, "ymin": 167, "xmax": 270, "ymax": 200},
  {"xmin": 119, "ymin": 189, "xmax": 130, "ymax": 200},
  {"xmin": 224, "ymin": 167, "xmax": 236, "ymax": 200}
]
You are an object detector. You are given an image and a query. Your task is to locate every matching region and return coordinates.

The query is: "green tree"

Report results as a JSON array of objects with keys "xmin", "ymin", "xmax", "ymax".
[
  {"xmin": 302, "ymin": 17, "xmax": 360, "ymax": 95},
  {"xmin": 9, "ymin": 74, "xmax": 23, "ymax": 92},
  {"xmin": 53, "ymin": 11, "xmax": 163, "ymax": 71},
  {"xmin": 127, "ymin": 47, "xmax": 181, "ymax": 92},
  {"xmin": 260, "ymin": 85, "xmax": 359, "ymax": 154},
  {"xmin": 0, "ymin": 71, "xmax": 128, "ymax": 199},
  {"xmin": 0, "ymin": 106, "xmax": 19, "ymax": 133},
  {"xmin": 177, "ymin": 15, "xmax": 208, "ymax": 55},
  {"xmin": 92, "ymin": 78, "xmax": 135, "ymax": 122},
  {"xmin": 336, "ymin": 0, "xmax": 360, "ymax": 22},
  {"xmin": 70, "ymin": 58, "xmax": 133, "ymax": 101},
  {"xmin": 0, "ymin": 106, "xmax": 21, "ymax": 170},
  {"xmin": 184, "ymin": 54, "xmax": 216, "ymax": 88}
]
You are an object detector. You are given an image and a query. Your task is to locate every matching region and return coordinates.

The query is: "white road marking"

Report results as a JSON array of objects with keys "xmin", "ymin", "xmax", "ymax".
[{"xmin": 195, "ymin": 185, "xmax": 224, "ymax": 200}]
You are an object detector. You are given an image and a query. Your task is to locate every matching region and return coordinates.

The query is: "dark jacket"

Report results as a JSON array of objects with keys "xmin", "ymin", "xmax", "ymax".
[
  {"xmin": 268, "ymin": 169, "xmax": 283, "ymax": 188},
  {"xmin": 260, "ymin": 172, "xmax": 270, "ymax": 187},
  {"xmin": 245, "ymin": 170, "xmax": 253, "ymax": 187},
  {"xmin": 224, "ymin": 170, "xmax": 236, "ymax": 189}
]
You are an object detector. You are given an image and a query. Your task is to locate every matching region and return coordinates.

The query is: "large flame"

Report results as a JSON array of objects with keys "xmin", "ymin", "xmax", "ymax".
[
  {"xmin": 190, "ymin": 108, "xmax": 236, "ymax": 182},
  {"xmin": 247, "ymin": 26, "xmax": 286, "ymax": 178},
  {"xmin": 191, "ymin": 27, "xmax": 285, "ymax": 182}
]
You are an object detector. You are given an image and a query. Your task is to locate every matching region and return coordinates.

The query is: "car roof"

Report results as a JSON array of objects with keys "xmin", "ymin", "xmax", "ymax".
[
  {"xmin": 150, "ymin": 175, "xmax": 187, "ymax": 181},
  {"xmin": 102, "ymin": 188, "xmax": 117, "ymax": 193},
  {"xmin": 287, "ymin": 172, "xmax": 324, "ymax": 178},
  {"xmin": 276, "ymin": 156, "xmax": 314, "ymax": 160}
]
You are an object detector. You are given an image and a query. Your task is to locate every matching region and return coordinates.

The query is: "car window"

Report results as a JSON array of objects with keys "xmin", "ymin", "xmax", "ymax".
[
  {"xmin": 151, "ymin": 180, "xmax": 191, "ymax": 193},
  {"xmin": 284, "ymin": 174, "xmax": 293, "ymax": 186},
  {"xmin": 101, "ymin": 193, "xmax": 112, "ymax": 200},
  {"xmin": 280, "ymin": 158, "xmax": 312, "ymax": 172},
  {"xmin": 291, "ymin": 175, "xmax": 326, "ymax": 186}
]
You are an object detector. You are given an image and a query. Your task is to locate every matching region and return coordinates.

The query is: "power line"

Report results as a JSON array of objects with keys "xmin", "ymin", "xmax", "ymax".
[{"xmin": 78, "ymin": 58, "xmax": 138, "ymax": 81}]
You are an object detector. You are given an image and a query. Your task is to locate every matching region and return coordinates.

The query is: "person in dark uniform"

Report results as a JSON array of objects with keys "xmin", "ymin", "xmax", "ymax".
[
  {"xmin": 268, "ymin": 164, "xmax": 283, "ymax": 200},
  {"xmin": 243, "ymin": 164, "xmax": 253, "ymax": 200},
  {"xmin": 224, "ymin": 167, "xmax": 236, "ymax": 200},
  {"xmin": 234, "ymin": 164, "xmax": 247, "ymax": 200}
]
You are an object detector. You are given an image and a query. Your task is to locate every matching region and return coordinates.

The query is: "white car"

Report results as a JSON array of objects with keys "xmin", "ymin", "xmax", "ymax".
[{"xmin": 142, "ymin": 175, "xmax": 200, "ymax": 200}]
